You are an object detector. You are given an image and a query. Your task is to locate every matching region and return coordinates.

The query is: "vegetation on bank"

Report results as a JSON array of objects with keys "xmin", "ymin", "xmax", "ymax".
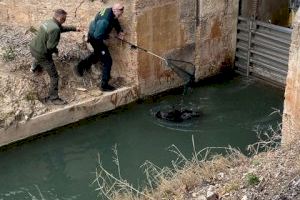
[{"xmin": 93, "ymin": 126, "xmax": 300, "ymax": 200}]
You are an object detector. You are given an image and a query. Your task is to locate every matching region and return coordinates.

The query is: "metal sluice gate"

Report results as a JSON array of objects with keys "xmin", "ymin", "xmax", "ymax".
[{"xmin": 235, "ymin": 16, "xmax": 292, "ymax": 86}]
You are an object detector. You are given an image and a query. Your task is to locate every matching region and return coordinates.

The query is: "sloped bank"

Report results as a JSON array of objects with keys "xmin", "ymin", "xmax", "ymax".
[{"xmin": 93, "ymin": 135, "xmax": 300, "ymax": 200}]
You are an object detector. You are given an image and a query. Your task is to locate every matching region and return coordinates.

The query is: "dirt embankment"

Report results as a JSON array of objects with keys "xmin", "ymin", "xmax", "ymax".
[
  {"xmin": 93, "ymin": 134, "xmax": 300, "ymax": 200},
  {"xmin": 182, "ymin": 142, "xmax": 300, "ymax": 200},
  {"xmin": 0, "ymin": 24, "xmax": 127, "ymax": 129}
]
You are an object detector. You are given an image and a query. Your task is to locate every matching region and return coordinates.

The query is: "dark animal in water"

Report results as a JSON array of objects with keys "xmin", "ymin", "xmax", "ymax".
[{"xmin": 155, "ymin": 108, "xmax": 201, "ymax": 122}]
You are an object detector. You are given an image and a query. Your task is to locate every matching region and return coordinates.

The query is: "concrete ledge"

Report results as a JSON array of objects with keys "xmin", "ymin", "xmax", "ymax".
[{"xmin": 0, "ymin": 86, "xmax": 138, "ymax": 147}]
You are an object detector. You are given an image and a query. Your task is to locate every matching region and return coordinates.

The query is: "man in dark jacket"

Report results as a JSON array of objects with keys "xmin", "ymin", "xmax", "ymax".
[
  {"xmin": 30, "ymin": 9, "xmax": 81, "ymax": 105},
  {"xmin": 74, "ymin": 3, "xmax": 125, "ymax": 91}
]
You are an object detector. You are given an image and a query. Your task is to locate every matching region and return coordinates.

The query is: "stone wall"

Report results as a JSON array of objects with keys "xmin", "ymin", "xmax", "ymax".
[
  {"xmin": 195, "ymin": 0, "xmax": 238, "ymax": 80},
  {"xmin": 282, "ymin": 10, "xmax": 300, "ymax": 145}
]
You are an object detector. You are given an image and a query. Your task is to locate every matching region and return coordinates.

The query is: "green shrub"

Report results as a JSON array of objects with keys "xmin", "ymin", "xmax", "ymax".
[{"xmin": 245, "ymin": 173, "xmax": 260, "ymax": 186}]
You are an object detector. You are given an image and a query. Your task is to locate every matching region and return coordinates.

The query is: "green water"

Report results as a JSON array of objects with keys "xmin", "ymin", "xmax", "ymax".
[{"xmin": 0, "ymin": 75, "xmax": 283, "ymax": 200}]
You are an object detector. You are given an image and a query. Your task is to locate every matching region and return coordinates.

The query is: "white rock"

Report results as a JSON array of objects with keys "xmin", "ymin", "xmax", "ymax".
[
  {"xmin": 207, "ymin": 193, "xmax": 219, "ymax": 200},
  {"xmin": 217, "ymin": 172, "xmax": 225, "ymax": 180},
  {"xmin": 241, "ymin": 195, "xmax": 248, "ymax": 200},
  {"xmin": 192, "ymin": 192, "xmax": 197, "ymax": 197},
  {"xmin": 207, "ymin": 186, "xmax": 219, "ymax": 200},
  {"xmin": 196, "ymin": 195, "xmax": 207, "ymax": 200},
  {"xmin": 76, "ymin": 87, "xmax": 87, "ymax": 92},
  {"xmin": 224, "ymin": 193, "xmax": 230, "ymax": 197}
]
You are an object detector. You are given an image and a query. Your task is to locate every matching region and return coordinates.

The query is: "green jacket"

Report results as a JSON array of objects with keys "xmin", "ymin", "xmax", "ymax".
[
  {"xmin": 30, "ymin": 18, "xmax": 76, "ymax": 57},
  {"xmin": 88, "ymin": 8, "xmax": 122, "ymax": 40}
]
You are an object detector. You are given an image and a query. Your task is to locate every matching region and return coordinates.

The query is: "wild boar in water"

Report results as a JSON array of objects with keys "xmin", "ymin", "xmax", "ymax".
[{"xmin": 155, "ymin": 108, "xmax": 201, "ymax": 122}]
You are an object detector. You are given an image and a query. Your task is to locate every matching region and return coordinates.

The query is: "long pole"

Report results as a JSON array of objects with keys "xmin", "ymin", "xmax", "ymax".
[{"xmin": 115, "ymin": 37, "xmax": 167, "ymax": 62}]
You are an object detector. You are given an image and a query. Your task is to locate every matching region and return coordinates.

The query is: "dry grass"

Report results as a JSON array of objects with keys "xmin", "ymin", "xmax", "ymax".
[
  {"xmin": 92, "ymin": 119, "xmax": 300, "ymax": 200},
  {"xmin": 222, "ymin": 179, "xmax": 241, "ymax": 193},
  {"xmin": 99, "ymin": 122, "xmax": 300, "ymax": 200},
  {"xmin": 247, "ymin": 124, "xmax": 282, "ymax": 155},
  {"xmin": 93, "ymin": 137, "xmax": 247, "ymax": 200}
]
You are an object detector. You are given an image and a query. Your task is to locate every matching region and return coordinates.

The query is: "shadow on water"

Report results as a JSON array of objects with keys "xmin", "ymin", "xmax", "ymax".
[{"xmin": 0, "ymin": 73, "xmax": 284, "ymax": 199}]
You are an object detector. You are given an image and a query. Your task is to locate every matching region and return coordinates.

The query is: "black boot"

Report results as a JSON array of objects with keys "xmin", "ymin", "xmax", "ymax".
[
  {"xmin": 73, "ymin": 63, "xmax": 84, "ymax": 77},
  {"xmin": 42, "ymin": 96, "xmax": 67, "ymax": 105},
  {"xmin": 50, "ymin": 97, "xmax": 67, "ymax": 105},
  {"xmin": 100, "ymin": 82, "xmax": 116, "ymax": 92},
  {"xmin": 30, "ymin": 62, "xmax": 42, "ymax": 74}
]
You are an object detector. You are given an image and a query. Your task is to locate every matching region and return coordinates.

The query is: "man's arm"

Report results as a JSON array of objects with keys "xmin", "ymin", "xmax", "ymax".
[
  {"xmin": 113, "ymin": 19, "xmax": 123, "ymax": 34},
  {"xmin": 61, "ymin": 25, "xmax": 79, "ymax": 32},
  {"xmin": 46, "ymin": 29, "xmax": 60, "ymax": 54},
  {"xmin": 113, "ymin": 19, "xmax": 124, "ymax": 39}
]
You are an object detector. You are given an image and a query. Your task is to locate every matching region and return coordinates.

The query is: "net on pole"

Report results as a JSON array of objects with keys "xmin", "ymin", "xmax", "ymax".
[{"xmin": 165, "ymin": 59, "xmax": 195, "ymax": 84}]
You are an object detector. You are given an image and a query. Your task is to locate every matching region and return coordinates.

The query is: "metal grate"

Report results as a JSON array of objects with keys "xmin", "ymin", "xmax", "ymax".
[{"xmin": 235, "ymin": 16, "xmax": 292, "ymax": 86}]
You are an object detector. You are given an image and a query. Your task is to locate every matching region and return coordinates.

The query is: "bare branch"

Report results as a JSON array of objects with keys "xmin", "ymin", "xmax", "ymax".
[{"xmin": 75, "ymin": 0, "xmax": 85, "ymax": 18}]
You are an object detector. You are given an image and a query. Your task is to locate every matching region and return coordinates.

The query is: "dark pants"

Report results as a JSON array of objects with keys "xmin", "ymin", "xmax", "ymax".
[
  {"xmin": 30, "ymin": 48, "xmax": 59, "ymax": 100},
  {"xmin": 77, "ymin": 36, "xmax": 112, "ymax": 85}
]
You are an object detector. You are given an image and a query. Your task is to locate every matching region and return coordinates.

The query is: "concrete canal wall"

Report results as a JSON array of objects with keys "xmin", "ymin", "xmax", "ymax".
[
  {"xmin": 282, "ymin": 10, "xmax": 300, "ymax": 145},
  {"xmin": 0, "ymin": 87, "xmax": 138, "ymax": 147},
  {"xmin": 195, "ymin": 0, "xmax": 238, "ymax": 79}
]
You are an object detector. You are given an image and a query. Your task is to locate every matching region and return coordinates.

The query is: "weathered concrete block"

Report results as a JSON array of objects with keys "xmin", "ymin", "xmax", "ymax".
[
  {"xmin": 195, "ymin": 0, "xmax": 238, "ymax": 81},
  {"xmin": 135, "ymin": 2, "xmax": 192, "ymax": 96},
  {"xmin": 282, "ymin": 9, "xmax": 300, "ymax": 145}
]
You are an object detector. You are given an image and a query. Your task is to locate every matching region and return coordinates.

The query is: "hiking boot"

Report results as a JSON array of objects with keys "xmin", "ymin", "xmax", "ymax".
[
  {"xmin": 30, "ymin": 66, "xmax": 36, "ymax": 73},
  {"xmin": 30, "ymin": 62, "xmax": 37, "ymax": 73},
  {"xmin": 40, "ymin": 96, "xmax": 49, "ymax": 104},
  {"xmin": 73, "ymin": 64, "xmax": 84, "ymax": 77},
  {"xmin": 30, "ymin": 63, "xmax": 43, "ymax": 75},
  {"xmin": 30, "ymin": 63, "xmax": 41, "ymax": 73},
  {"xmin": 100, "ymin": 84, "xmax": 116, "ymax": 92},
  {"xmin": 50, "ymin": 97, "xmax": 67, "ymax": 105}
]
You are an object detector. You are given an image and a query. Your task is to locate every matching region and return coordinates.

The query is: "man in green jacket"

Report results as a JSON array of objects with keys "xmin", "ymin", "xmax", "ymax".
[
  {"xmin": 30, "ymin": 9, "xmax": 81, "ymax": 105},
  {"xmin": 74, "ymin": 3, "xmax": 125, "ymax": 91}
]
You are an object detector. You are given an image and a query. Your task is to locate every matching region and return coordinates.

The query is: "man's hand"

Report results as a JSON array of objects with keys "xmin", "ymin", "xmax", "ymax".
[
  {"xmin": 53, "ymin": 48, "xmax": 59, "ymax": 56},
  {"xmin": 117, "ymin": 31, "xmax": 125, "ymax": 40}
]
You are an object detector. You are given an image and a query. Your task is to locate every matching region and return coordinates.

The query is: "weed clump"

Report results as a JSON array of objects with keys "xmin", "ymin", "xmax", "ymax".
[
  {"xmin": 24, "ymin": 91, "xmax": 38, "ymax": 101},
  {"xmin": 245, "ymin": 173, "xmax": 260, "ymax": 186},
  {"xmin": 1, "ymin": 46, "xmax": 16, "ymax": 62}
]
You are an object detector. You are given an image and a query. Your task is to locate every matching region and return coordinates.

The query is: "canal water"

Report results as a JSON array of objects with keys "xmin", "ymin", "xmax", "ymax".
[{"xmin": 0, "ymin": 75, "xmax": 283, "ymax": 200}]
